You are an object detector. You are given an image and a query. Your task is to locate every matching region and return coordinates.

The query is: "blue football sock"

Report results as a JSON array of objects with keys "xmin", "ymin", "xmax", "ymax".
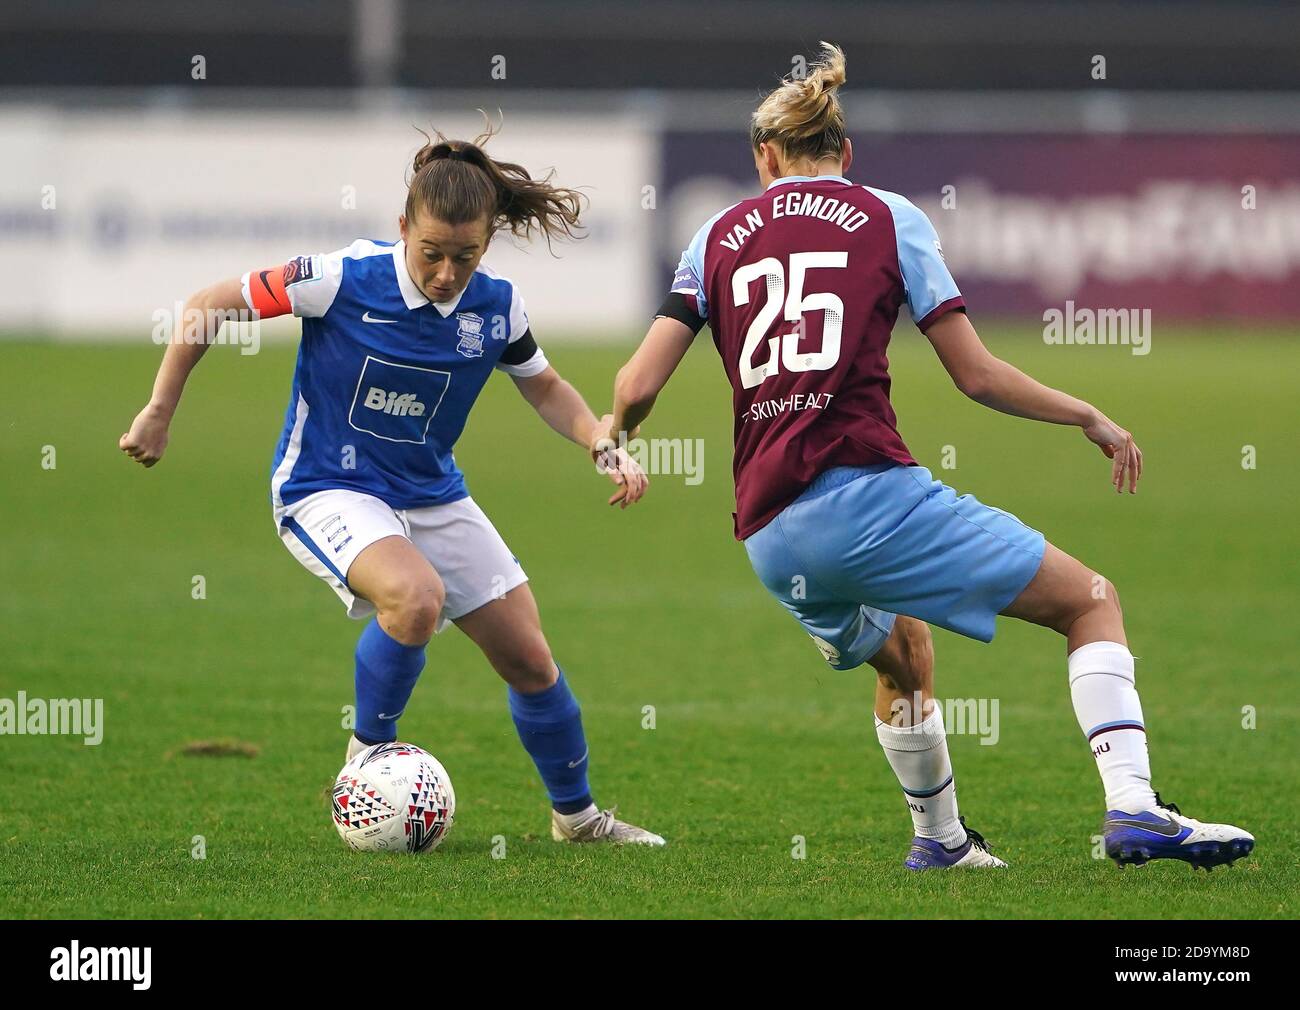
[
  {"xmin": 508, "ymin": 667, "xmax": 593, "ymax": 814},
  {"xmin": 354, "ymin": 619, "xmax": 426, "ymax": 744}
]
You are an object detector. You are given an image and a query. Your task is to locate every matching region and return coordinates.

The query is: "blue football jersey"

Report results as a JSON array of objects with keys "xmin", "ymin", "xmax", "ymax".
[{"xmin": 241, "ymin": 239, "xmax": 548, "ymax": 510}]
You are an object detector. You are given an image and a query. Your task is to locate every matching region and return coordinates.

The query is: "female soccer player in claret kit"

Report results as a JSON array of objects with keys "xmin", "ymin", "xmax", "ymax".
[
  {"xmin": 605, "ymin": 44, "xmax": 1253, "ymax": 869},
  {"xmin": 121, "ymin": 127, "xmax": 664, "ymax": 846}
]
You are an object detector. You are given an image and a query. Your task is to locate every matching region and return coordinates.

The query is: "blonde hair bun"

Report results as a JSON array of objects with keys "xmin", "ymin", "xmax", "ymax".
[{"xmin": 751, "ymin": 42, "xmax": 847, "ymax": 158}]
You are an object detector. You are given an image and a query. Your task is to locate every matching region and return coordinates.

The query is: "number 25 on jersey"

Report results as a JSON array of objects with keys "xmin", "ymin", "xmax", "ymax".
[{"xmin": 732, "ymin": 251, "xmax": 847, "ymax": 390}]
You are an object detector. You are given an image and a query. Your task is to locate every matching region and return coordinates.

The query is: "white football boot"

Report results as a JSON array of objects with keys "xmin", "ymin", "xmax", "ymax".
[
  {"xmin": 551, "ymin": 805, "xmax": 666, "ymax": 846},
  {"xmin": 1102, "ymin": 794, "xmax": 1255, "ymax": 870},
  {"xmin": 904, "ymin": 818, "xmax": 1008, "ymax": 870}
]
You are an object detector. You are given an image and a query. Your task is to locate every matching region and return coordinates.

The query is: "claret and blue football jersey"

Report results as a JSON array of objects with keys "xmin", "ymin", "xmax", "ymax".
[
  {"xmin": 240, "ymin": 239, "xmax": 548, "ymax": 510},
  {"xmin": 667, "ymin": 176, "xmax": 965, "ymax": 539}
]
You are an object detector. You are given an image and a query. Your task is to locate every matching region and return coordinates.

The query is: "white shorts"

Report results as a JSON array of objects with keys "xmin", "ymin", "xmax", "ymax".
[{"xmin": 273, "ymin": 489, "xmax": 528, "ymax": 632}]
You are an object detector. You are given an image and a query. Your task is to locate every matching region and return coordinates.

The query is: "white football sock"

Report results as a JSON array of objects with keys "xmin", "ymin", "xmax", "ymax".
[
  {"xmin": 875, "ymin": 707, "xmax": 965, "ymax": 848},
  {"xmin": 1067, "ymin": 641, "xmax": 1158, "ymax": 813}
]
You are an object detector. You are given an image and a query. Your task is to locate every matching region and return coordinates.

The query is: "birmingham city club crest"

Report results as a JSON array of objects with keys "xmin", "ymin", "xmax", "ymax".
[{"xmin": 455, "ymin": 311, "xmax": 485, "ymax": 358}]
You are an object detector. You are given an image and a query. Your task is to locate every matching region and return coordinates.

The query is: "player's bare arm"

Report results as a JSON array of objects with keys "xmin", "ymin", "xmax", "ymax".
[
  {"xmin": 925, "ymin": 309, "xmax": 1143, "ymax": 494},
  {"xmin": 119, "ymin": 276, "xmax": 248, "ymax": 467},
  {"xmin": 512, "ymin": 365, "xmax": 648, "ymax": 508},
  {"xmin": 609, "ymin": 315, "xmax": 694, "ymax": 442}
]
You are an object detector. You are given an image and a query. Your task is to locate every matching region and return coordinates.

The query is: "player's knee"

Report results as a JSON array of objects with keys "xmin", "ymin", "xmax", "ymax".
[
  {"xmin": 871, "ymin": 617, "xmax": 932, "ymax": 692},
  {"xmin": 1106, "ymin": 578, "xmax": 1122, "ymax": 613},
  {"xmin": 384, "ymin": 581, "xmax": 445, "ymax": 642},
  {"xmin": 1053, "ymin": 572, "xmax": 1122, "ymax": 637},
  {"xmin": 1079, "ymin": 573, "xmax": 1122, "ymax": 623}
]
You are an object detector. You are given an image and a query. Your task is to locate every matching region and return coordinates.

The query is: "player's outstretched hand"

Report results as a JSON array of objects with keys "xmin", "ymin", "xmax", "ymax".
[
  {"xmin": 1082, "ymin": 411, "xmax": 1142, "ymax": 494},
  {"xmin": 598, "ymin": 445, "xmax": 649, "ymax": 508},
  {"xmin": 119, "ymin": 404, "xmax": 170, "ymax": 467},
  {"xmin": 589, "ymin": 414, "xmax": 648, "ymax": 509}
]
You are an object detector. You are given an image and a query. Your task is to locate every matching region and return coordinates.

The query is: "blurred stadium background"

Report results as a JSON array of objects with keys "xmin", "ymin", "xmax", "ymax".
[{"xmin": 3, "ymin": 0, "xmax": 1299, "ymax": 337}]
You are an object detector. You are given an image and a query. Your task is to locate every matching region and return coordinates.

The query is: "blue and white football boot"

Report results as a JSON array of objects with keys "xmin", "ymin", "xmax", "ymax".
[
  {"xmin": 904, "ymin": 817, "xmax": 1007, "ymax": 870},
  {"xmin": 1102, "ymin": 794, "xmax": 1255, "ymax": 870}
]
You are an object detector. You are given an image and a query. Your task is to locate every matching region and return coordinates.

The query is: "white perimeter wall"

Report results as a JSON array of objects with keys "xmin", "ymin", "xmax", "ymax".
[{"xmin": 0, "ymin": 106, "xmax": 657, "ymax": 338}]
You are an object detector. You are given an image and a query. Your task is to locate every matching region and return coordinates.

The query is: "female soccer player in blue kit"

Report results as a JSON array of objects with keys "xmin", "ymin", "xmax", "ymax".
[
  {"xmin": 604, "ymin": 44, "xmax": 1253, "ymax": 869},
  {"xmin": 121, "ymin": 128, "xmax": 664, "ymax": 846}
]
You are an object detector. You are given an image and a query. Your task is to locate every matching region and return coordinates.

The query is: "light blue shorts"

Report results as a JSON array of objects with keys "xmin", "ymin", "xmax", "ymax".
[{"xmin": 743, "ymin": 464, "xmax": 1046, "ymax": 670}]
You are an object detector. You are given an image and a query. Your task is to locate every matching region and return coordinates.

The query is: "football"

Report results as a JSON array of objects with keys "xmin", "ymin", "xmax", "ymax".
[{"xmin": 331, "ymin": 742, "xmax": 455, "ymax": 853}]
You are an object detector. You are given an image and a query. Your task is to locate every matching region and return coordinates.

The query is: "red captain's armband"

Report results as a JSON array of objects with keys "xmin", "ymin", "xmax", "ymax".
[{"xmin": 244, "ymin": 265, "xmax": 293, "ymax": 318}]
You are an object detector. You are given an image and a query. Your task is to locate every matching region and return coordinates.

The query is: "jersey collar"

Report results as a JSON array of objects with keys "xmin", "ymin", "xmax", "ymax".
[
  {"xmin": 391, "ymin": 240, "xmax": 467, "ymax": 316},
  {"xmin": 766, "ymin": 174, "xmax": 851, "ymax": 190}
]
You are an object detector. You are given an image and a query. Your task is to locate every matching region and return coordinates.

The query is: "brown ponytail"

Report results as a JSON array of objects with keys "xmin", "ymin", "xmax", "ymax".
[
  {"xmin": 405, "ymin": 115, "xmax": 585, "ymax": 247},
  {"xmin": 750, "ymin": 41, "xmax": 847, "ymax": 163}
]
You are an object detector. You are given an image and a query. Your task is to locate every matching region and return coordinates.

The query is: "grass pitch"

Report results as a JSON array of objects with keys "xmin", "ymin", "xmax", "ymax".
[{"xmin": 1, "ymin": 326, "xmax": 1296, "ymax": 918}]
